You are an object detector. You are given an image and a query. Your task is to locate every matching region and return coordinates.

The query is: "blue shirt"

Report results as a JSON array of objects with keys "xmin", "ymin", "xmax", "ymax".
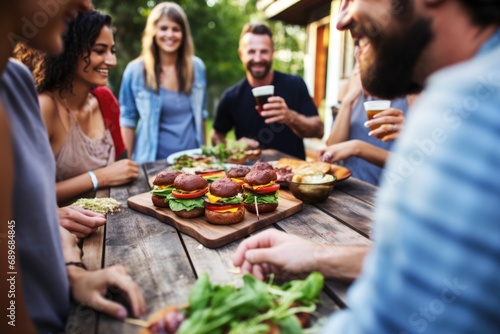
[
  {"xmin": 156, "ymin": 88, "xmax": 197, "ymax": 159},
  {"xmin": 322, "ymin": 30, "xmax": 500, "ymax": 333},
  {"xmin": 343, "ymin": 94, "xmax": 408, "ymax": 186},
  {"xmin": 119, "ymin": 57, "xmax": 208, "ymax": 163}
]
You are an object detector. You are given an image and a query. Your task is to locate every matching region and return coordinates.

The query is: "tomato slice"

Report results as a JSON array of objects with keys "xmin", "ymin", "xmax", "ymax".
[
  {"xmin": 243, "ymin": 183, "xmax": 280, "ymax": 194},
  {"xmin": 172, "ymin": 187, "xmax": 208, "ymax": 199},
  {"xmin": 205, "ymin": 202, "xmax": 242, "ymax": 212}
]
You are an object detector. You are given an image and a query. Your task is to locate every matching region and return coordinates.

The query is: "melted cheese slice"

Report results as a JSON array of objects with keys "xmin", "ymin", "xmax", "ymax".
[
  {"xmin": 250, "ymin": 181, "xmax": 275, "ymax": 190},
  {"xmin": 210, "ymin": 207, "xmax": 239, "ymax": 213},
  {"xmin": 155, "ymin": 185, "xmax": 172, "ymax": 190},
  {"xmin": 206, "ymin": 192, "xmax": 222, "ymax": 204}
]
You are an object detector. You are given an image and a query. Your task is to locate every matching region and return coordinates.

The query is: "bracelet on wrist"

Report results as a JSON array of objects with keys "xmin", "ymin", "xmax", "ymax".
[
  {"xmin": 65, "ymin": 261, "xmax": 87, "ymax": 270},
  {"xmin": 88, "ymin": 171, "xmax": 98, "ymax": 191}
]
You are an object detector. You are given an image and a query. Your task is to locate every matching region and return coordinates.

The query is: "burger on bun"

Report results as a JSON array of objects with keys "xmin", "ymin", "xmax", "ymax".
[
  {"xmin": 251, "ymin": 161, "xmax": 274, "ymax": 171},
  {"xmin": 168, "ymin": 174, "xmax": 208, "ymax": 218},
  {"xmin": 226, "ymin": 166, "xmax": 251, "ymax": 187},
  {"xmin": 242, "ymin": 169, "xmax": 279, "ymax": 213},
  {"xmin": 205, "ymin": 178, "xmax": 245, "ymax": 225},
  {"xmin": 150, "ymin": 170, "xmax": 182, "ymax": 208},
  {"xmin": 194, "ymin": 168, "xmax": 226, "ymax": 182}
]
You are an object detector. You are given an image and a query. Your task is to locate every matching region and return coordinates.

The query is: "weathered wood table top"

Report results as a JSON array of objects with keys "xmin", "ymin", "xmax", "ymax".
[{"xmin": 66, "ymin": 149, "xmax": 376, "ymax": 334}]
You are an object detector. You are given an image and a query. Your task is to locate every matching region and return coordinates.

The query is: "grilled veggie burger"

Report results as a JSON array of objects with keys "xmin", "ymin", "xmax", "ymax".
[
  {"xmin": 151, "ymin": 170, "xmax": 182, "ymax": 208},
  {"xmin": 169, "ymin": 174, "xmax": 208, "ymax": 218},
  {"xmin": 226, "ymin": 166, "xmax": 251, "ymax": 187},
  {"xmin": 205, "ymin": 178, "xmax": 245, "ymax": 225},
  {"xmin": 242, "ymin": 169, "xmax": 279, "ymax": 213}
]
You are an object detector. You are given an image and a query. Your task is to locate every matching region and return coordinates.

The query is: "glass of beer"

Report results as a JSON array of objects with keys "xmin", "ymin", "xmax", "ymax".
[
  {"xmin": 363, "ymin": 100, "xmax": 391, "ymax": 139},
  {"xmin": 251, "ymin": 85, "xmax": 274, "ymax": 115}
]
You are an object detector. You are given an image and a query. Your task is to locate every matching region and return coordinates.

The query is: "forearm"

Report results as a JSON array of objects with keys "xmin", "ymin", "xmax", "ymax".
[
  {"xmin": 56, "ymin": 173, "xmax": 96, "ymax": 204},
  {"xmin": 326, "ymin": 98, "xmax": 357, "ymax": 145},
  {"xmin": 285, "ymin": 111, "xmax": 324, "ymax": 139},
  {"xmin": 121, "ymin": 127, "xmax": 136, "ymax": 159},
  {"xmin": 354, "ymin": 140, "xmax": 389, "ymax": 168},
  {"xmin": 211, "ymin": 129, "xmax": 227, "ymax": 146},
  {"xmin": 313, "ymin": 245, "xmax": 369, "ymax": 281}
]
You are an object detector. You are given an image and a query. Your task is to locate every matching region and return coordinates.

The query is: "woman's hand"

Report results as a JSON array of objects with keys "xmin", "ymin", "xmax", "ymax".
[
  {"xmin": 364, "ymin": 108, "xmax": 405, "ymax": 142},
  {"xmin": 95, "ymin": 159, "xmax": 139, "ymax": 187},
  {"xmin": 58, "ymin": 205, "xmax": 106, "ymax": 238},
  {"xmin": 319, "ymin": 140, "xmax": 361, "ymax": 163}
]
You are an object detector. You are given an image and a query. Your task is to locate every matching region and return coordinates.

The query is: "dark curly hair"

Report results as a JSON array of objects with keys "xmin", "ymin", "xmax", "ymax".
[{"xmin": 14, "ymin": 10, "xmax": 112, "ymax": 93}]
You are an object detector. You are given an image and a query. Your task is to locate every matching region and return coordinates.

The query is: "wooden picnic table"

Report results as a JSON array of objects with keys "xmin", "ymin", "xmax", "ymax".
[{"xmin": 66, "ymin": 149, "xmax": 376, "ymax": 334}]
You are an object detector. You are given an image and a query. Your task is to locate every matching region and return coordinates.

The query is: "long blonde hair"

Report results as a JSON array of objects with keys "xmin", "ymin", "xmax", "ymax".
[{"xmin": 141, "ymin": 2, "xmax": 194, "ymax": 93}]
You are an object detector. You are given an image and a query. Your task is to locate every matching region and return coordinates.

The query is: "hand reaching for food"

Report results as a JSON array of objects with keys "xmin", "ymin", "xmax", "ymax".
[{"xmin": 58, "ymin": 205, "xmax": 106, "ymax": 238}]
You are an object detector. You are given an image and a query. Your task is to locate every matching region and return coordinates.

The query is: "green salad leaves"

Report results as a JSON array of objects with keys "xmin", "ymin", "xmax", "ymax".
[{"xmin": 177, "ymin": 272, "xmax": 324, "ymax": 334}]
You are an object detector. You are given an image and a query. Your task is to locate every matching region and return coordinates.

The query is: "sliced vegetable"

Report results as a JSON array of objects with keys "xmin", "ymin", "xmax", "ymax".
[
  {"xmin": 205, "ymin": 203, "xmax": 242, "ymax": 212},
  {"xmin": 172, "ymin": 188, "xmax": 208, "ymax": 199}
]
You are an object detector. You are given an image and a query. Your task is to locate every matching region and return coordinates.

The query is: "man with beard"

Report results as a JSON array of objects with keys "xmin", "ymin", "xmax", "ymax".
[
  {"xmin": 211, "ymin": 23, "xmax": 324, "ymax": 160},
  {"xmin": 233, "ymin": 0, "xmax": 500, "ymax": 332}
]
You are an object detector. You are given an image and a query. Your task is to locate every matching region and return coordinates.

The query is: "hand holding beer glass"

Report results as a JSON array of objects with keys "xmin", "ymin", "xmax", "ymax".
[
  {"xmin": 363, "ymin": 100, "xmax": 402, "ymax": 141},
  {"xmin": 252, "ymin": 85, "xmax": 274, "ymax": 115}
]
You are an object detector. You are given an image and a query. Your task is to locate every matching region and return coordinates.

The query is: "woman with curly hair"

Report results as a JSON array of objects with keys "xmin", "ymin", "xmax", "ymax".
[
  {"xmin": 119, "ymin": 1, "xmax": 208, "ymax": 163},
  {"xmin": 14, "ymin": 10, "xmax": 139, "ymax": 207}
]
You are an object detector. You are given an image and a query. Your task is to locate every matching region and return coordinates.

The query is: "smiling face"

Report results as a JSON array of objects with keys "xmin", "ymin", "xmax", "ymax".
[
  {"xmin": 337, "ymin": 0, "xmax": 433, "ymax": 99},
  {"xmin": 74, "ymin": 25, "xmax": 116, "ymax": 87},
  {"xmin": 239, "ymin": 33, "xmax": 274, "ymax": 81},
  {"xmin": 154, "ymin": 16, "xmax": 183, "ymax": 55},
  {"xmin": 13, "ymin": 0, "xmax": 91, "ymax": 55}
]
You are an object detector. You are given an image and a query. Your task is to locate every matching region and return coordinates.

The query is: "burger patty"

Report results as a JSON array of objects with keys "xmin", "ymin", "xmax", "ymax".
[
  {"xmin": 173, "ymin": 174, "xmax": 208, "ymax": 191},
  {"xmin": 205, "ymin": 206, "xmax": 245, "ymax": 225},
  {"xmin": 209, "ymin": 178, "xmax": 241, "ymax": 197},
  {"xmin": 173, "ymin": 207, "xmax": 205, "ymax": 219},
  {"xmin": 244, "ymin": 169, "xmax": 277, "ymax": 186},
  {"xmin": 153, "ymin": 170, "xmax": 182, "ymax": 186},
  {"xmin": 151, "ymin": 194, "xmax": 169, "ymax": 208},
  {"xmin": 244, "ymin": 202, "xmax": 278, "ymax": 213},
  {"xmin": 251, "ymin": 161, "xmax": 274, "ymax": 171},
  {"xmin": 226, "ymin": 166, "xmax": 251, "ymax": 179}
]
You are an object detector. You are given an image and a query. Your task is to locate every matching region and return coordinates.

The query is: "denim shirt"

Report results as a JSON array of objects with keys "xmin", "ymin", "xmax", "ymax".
[
  {"xmin": 321, "ymin": 29, "xmax": 500, "ymax": 334},
  {"xmin": 119, "ymin": 57, "xmax": 208, "ymax": 163}
]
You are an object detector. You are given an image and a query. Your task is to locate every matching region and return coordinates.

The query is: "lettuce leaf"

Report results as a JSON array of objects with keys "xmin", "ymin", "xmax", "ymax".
[
  {"xmin": 243, "ymin": 191, "xmax": 279, "ymax": 205},
  {"xmin": 168, "ymin": 197, "xmax": 205, "ymax": 212}
]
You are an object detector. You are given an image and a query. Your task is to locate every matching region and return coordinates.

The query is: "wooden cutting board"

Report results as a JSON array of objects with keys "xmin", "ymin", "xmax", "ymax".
[{"xmin": 127, "ymin": 191, "xmax": 302, "ymax": 248}]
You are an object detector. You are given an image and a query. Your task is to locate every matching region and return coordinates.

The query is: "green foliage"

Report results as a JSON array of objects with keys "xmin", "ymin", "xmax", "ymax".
[
  {"xmin": 177, "ymin": 272, "xmax": 324, "ymax": 334},
  {"xmin": 92, "ymin": 0, "xmax": 305, "ymax": 117}
]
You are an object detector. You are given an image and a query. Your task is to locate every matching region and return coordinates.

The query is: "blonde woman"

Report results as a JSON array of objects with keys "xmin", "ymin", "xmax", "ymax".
[{"xmin": 120, "ymin": 2, "xmax": 208, "ymax": 163}]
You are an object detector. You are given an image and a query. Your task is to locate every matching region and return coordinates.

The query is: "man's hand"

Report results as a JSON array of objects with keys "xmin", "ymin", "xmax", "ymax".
[
  {"xmin": 68, "ymin": 265, "xmax": 146, "ymax": 320},
  {"xmin": 233, "ymin": 229, "xmax": 368, "ymax": 281},
  {"xmin": 259, "ymin": 96, "xmax": 291, "ymax": 124},
  {"xmin": 237, "ymin": 137, "xmax": 260, "ymax": 149},
  {"xmin": 232, "ymin": 229, "xmax": 322, "ymax": 280},
  {"xmin": 59, "ymin": 205, "xmax": 106, "ymax": 238}
]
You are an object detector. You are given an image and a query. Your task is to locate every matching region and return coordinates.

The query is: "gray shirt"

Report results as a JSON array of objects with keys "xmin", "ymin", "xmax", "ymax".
[{"xmin": 1, "ymin": 59, "xmax": 69, "ymax": 333}]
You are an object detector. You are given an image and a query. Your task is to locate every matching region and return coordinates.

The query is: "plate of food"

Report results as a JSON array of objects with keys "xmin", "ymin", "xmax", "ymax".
[
  {"xmin": 270, "ymin": 158, "xmax": 352, "ymax": 184},
  {"xmin": 166, "ymin": 148, "xmax": 212, "ymax": 165}
]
